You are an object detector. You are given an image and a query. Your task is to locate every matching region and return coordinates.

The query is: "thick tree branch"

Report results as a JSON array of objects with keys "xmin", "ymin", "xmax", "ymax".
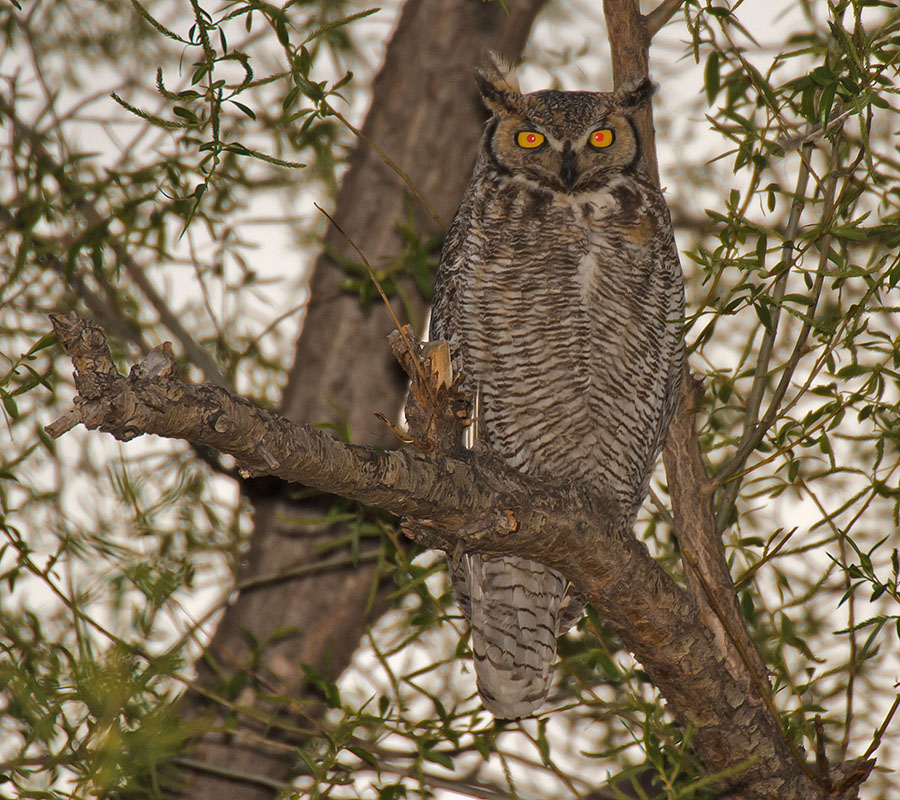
[
  {"xmin": 603, "ymin": 0, "xmax": 657, "ymax": 184},
  {"xmin": 46, "ymin": 313, "xmax": 622, "ymax": 577},
  {"xmin": 48, "ymin": 312, "xmax": 873, "ymax": 800},
  {"xmin": 644, "ymin": 0, "xmax": 685, "ymax": 39}
]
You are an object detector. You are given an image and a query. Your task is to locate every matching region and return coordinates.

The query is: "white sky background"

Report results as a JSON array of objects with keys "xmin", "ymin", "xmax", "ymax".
[{"xmin": 1, "ymin": 0, "xmax": 898, "ymax": 796}]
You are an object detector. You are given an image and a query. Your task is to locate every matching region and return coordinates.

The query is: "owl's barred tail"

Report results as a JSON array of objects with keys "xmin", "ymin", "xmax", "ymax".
[{"xmin": 454, "ymin": 554, "xmax": 583, "ymax": 719}]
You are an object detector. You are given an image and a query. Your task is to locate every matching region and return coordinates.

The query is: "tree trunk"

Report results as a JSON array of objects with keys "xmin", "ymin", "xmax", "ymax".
[{"xmin": 173, "ymin": 1, "xmax": 547, "ymax": 797}]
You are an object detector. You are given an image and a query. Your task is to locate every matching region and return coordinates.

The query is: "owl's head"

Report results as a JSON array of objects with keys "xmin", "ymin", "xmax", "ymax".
[{"xmin": 475, "ymin": 66, "xmax": 655, "ymax": 194}]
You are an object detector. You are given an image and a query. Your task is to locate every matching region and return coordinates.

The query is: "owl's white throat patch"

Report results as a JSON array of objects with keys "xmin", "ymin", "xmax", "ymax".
[
  {"xmin": 569, "ymin": 187, "xmax": 617, "ymax": 217},
  {"xmin": 573, "ymin": 187, "xmax": 618, "ymax": 302}
]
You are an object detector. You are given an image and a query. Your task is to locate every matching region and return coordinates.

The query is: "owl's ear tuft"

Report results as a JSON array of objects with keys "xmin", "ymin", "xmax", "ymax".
[
  {"xmin": 613, "ymin": 77, "xmax": 658, "ymax": 110},
  {"xmin": 476, "ymin": 52, "xmax": 523, "ymax": 114}
]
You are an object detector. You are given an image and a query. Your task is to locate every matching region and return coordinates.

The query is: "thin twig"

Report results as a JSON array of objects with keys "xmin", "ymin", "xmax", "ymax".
[
  {"xmin": 172, "ymin": 757, "xmax": 288, "ymax": 791},
  {"xmin": 323, "ymin": 102, "xmax": 447, "ymax": 232},
  {"xmin": 862, "ymin": 693, "xmax": 900, "ymax": 760},
  {"xmin": 237, "ymin": 548, "xmax": 382, "ymax": 592},
  {"xmin": 840, "ymin": 525, "xmax": 858, "ymax": 759},
  {"xmin": 814, "ymin": 716, "xmax": 833, "ymax": 790},
  {"xmin": 645, "ymin": 0, "xmax": 686, "ymax": 38},
  {"xmin": 733, "ymin": 527, "xmax": 799, "ymax": 590}
]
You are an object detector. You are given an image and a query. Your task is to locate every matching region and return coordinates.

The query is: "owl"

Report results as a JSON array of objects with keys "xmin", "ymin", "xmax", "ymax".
[{"xmin": 428, "ymin": 63, "xmax": 685, "ymax": 720}]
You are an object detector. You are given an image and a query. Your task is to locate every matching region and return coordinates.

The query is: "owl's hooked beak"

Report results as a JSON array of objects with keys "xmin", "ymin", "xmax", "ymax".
[{"xmin": 561, "ymin": 141, "xmax": 578, "ymax": 192}]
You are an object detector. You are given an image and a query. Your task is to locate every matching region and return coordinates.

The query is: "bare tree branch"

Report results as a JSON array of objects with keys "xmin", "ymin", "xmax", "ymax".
[
  {"xmin": 644, "ymin": 0, "xmax": 686, "ymax": 39},
  {"xmin": 47, "ymin": 311, "xmax": 874, "ymax": 800}
]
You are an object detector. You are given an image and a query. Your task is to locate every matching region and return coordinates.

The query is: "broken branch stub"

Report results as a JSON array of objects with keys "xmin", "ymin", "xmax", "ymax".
[
  {"xmin": 388, "ymin": 326, "xmax": 470, "ymax": 457},
  {"xmin": 388, "ymin": 326, "xmax": 533, "ymax": 550}
]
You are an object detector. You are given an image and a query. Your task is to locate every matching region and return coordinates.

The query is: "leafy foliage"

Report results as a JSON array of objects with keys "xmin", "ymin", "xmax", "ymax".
[{"xmin": 0, "ymin": 0, "xmax": 898, "ymax": 798}]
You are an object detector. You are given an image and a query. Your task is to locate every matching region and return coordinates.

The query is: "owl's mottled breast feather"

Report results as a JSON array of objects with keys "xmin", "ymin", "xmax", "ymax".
[{"xmin": 431, "ymin": 160, "xmax": 684, "ymax": 519}]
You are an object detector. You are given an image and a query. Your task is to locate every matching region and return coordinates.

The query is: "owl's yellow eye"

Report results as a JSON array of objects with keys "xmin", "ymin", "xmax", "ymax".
[
  {"xmin": 589, "ymin": 129, "xmax": 615, "ymax": 149},
  {"xmin": 516, "ymin": 131, "xmax": 545, "ymax": 149}
]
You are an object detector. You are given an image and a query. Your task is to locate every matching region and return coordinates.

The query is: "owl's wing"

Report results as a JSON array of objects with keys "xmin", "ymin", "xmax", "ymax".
[
  {"xmin": 428, "ymin": 183, "xmax": 475, "ymax": 346},
  {"xmin": 647, "ymin": 235, "xmax": 686, "ymax": 466}
]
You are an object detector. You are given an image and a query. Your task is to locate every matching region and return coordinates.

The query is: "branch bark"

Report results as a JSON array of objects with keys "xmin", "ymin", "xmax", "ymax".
[{"xmin": 48, "ymin": 312, "xmax": 873, "ymax": 800}]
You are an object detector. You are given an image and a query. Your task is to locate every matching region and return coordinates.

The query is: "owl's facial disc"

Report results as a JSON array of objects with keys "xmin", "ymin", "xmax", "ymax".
[{"xmin": 485, "ymin": 104, "xmax": 639, "ymax": 194}]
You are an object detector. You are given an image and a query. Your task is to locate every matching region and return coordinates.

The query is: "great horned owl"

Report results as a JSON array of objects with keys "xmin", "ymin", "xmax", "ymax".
[{"xmin": 429, "ymin": 65, "xmax": 685, "ymax": 719}]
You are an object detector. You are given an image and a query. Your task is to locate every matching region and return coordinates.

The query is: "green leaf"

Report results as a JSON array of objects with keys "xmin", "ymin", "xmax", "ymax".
[
  {"xmin": 347, "ymin": 745, "xmax": 379, "ymax": 768},
  {"xmin": 782, "ymin": 293, "xmax": 816, "ymax": 306},
  {"xmin": 422, "ymin": 748, "xmax": 454, "ymax": 771},
  {"xmin": 594, "ymin": 652, "xmax": 623, "ymax": 682},
  {"xmin": 1, "ymin": 389, "xmax": 19, "ymax": 419},
  {"xmin": 755, "ymin": 233, "xmax": 767, "ymax": 268},
  {"xmin": 333, "ymin": 70, "xmax": 354, "ymax": 93},
  {"xmin": 818, "ymin": 80, "xmax": 837, "ymax": 128},
  {"xmin": 536, "ymin": 717, "xmax": 551, "ymax": 765},
  {"xmin": 754, "ymin": 300, "xmax": 773, "ymax": 332},
  {"xmin": 705, "ymin": 52, "xmax": 720, "ymax": 105},
  {"xmin": 836, "ymin": 364, "xmax": 868, "ymax": 378},
  {"xmin": 282, "ymin": 85, "xmax": 301, "ymax": 113},
  {"xmin": 231, "ymin": 101, "xmax": 256, "ymax": 120},
  {"xmin": 378, "ymin": 784, "xmax": 407, "ymax": 800},
  {"xmin": 740, "ymin": 591, "xmax": 755, "ymax": 621},
  {"xmin": 830, "ymin": 225, "xmax": 867, "ymax": 241},
  {"xmin": 26, "ymin": 332, "xmax": 58, "ymax": 356},
  {"xmin": 173, "ymin": 106, "xmax": 200, "ymax": 124},
  {"xmin": 297, "ymin": 45, "xmax": 312, "ymax": 78},
  {"xmin": 274, "ymin": 16, "xmax": 290, "ymax": 47}
]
